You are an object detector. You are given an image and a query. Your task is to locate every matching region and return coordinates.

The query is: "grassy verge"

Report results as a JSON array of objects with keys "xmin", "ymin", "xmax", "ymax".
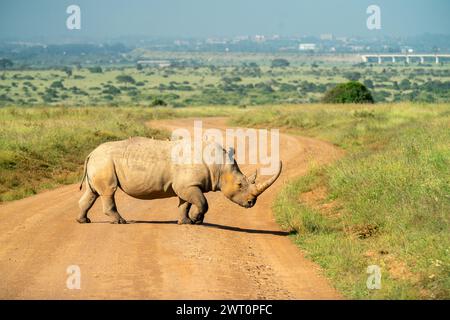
[
  {"xmin": 232, "ymin": 103, "xmax": 450, "ymax": 299},
  {"xmin": 0, "ymin": 105, "xmax": 233, "ymax": 202}
]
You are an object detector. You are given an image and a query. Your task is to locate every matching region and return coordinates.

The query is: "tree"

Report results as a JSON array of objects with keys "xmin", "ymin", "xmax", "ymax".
[
  {"xmin": 392, "ymin": 81, "xmax": 399, "ymax": 90},
  {"xmin": 0, "ymin": 58, "xmax": 13, "ymax": 69},
  {"xmin": 102, "ymin": 85, "xmax": 121, "ymax": 95},
  {"xmin": 344, "ymin": 71, "xmax": 362, "ymax": 81},
  {"xmin": 88, "ymin": 66, "xmax": 103, "ymax": 73},
  {"xmin": 363, "ymin": 79, "xmax": 374, "ymax": 89},
  {"xmin": 116, "ymin": 75, "xmax": 136, "ymax": 87},
  {"xmin": 399, "ymin": 79, "xmax": 411, "ymax": 90},
  {"xmin": 322, "ymin": 81, "xmax": 374, "ymax": 104},
  {"xmin": 62, "ymin": 66, "xmax": 72, "ymax": 78},
  {"xmin": 50, "ymin": 80, "xmax": 65, "ymax": 89},
  {"xmin": 136, "ymin": 63, "xmax": 143, "ymax": 71},
  {"xmin": 151, "ymin": 98, "xmax": 167, "ymax": 107},
  {"xmin": 271, "ymin": 58, "xmax": 290, "ymax": 68}
]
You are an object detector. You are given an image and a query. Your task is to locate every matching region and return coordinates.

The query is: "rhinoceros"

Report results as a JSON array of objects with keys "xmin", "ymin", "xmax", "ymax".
[{"xmin": 77, "ymin": 137, "xmax": 282, "ymax": 224}]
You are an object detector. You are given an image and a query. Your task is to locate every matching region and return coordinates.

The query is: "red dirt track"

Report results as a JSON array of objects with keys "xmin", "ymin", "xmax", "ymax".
[{"xmin": 0, "ymin": 118, "xmax": 343, "ymax": 299}]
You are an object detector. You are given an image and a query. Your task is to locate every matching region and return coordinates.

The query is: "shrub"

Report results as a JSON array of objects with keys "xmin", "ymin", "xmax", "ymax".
[
  {"xmin": 399, "ymin": 79, "xmax": 412, "ymax": 90},
  {"xmin": 88, "ymin": 66, "xmax": 103, "ymax": 73},
  {"xmin": 344, "ymin": 71, "xmax": 362, "ymax": 81},
  {"xmin": 322, "ymin": 81, "xmax": 374, "ymax": 104},
  {"xmin": 116, "ymin": 75, "xmax": 136, "ymax": 85},
  {"xmin": 271, "ymin": 58, "xmax": 290, "ymax": 68},
  {"xmin": 151, "ymin": 98, "xmax": 167, "ymax": 107},
  {"xmin": 0, "ymin": 58, "xmax": 13, "ymax": 69},
  {"xmin": 102, "ymin": 85, "xmax": 121, "ymax": 95},
  {"xmin": 363, "ymin": 79, "xmax": 374, "ymax": 89},
  {"xmin": 50, "ymin": 80, "xmax": 64, "ymax": 89}
]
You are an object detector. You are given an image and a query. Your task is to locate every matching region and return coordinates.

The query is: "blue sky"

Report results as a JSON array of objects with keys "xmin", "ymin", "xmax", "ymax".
[{"xmin": 1, "ymin": 0, "xmax": 449, "ymax": 39}]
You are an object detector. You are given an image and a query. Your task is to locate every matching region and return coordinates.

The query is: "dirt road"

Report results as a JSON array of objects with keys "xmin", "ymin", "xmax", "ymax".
[{"xmin": 0, "ymin": 118, "xmax": 343, "ymax": 299}]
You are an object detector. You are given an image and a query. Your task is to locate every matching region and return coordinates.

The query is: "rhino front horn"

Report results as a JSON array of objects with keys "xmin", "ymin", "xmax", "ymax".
[{"xmin": 255, "ymin": 161, "xmax": 283, "ymax": 196}]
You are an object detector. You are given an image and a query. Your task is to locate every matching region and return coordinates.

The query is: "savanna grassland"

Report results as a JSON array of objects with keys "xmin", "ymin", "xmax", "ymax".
[
  {"xmin": 1, "ymin": 61, "xmax": 450, "ymax": 108},
  {"xmin": 1, "ymin": 102, "xmax": 448, "ymax": 300},
  {"xmin": 1, "ymin": 57, "xmax": 449, "ymax": 299},
  {"xmin": 232, "ymin": 103, "xmax": 450, "ymax": 299}
]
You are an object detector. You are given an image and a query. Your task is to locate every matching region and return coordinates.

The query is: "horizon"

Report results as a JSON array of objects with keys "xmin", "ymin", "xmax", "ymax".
[
  {"xmin": 3, "ymin": 32, "xmax": 450, "ymax": 42},
  {"xmin": 1, "ymin": 0, "xmax": 450, "ymax": 42}
]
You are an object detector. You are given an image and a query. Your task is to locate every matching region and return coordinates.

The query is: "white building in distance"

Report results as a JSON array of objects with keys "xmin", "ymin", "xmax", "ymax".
[
  {"xmin": 320, "ymin": 34, "xmax": 333, "ymax": 41},
  {"xmin": 299, "ymin": 43, "xmax": 317, "ymax": 51},
  {"xmin": 254, "ymin": 35, "xmax": 266, "ymax": 42}
]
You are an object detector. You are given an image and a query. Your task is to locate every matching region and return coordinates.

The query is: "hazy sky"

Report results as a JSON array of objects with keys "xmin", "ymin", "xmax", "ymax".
[{"xmin": 1, "ymin": 0, "xmax": 449, "ymax": 39}]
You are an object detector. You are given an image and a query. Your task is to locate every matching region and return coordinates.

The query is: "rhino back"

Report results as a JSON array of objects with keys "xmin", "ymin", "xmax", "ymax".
[
  {"xmin": 111, "ymin": 138, "xmax": 174, "ymax": 198},
  {"xmin": 90, "ymin": 137, "xmax": 212, "ymax": 199}
]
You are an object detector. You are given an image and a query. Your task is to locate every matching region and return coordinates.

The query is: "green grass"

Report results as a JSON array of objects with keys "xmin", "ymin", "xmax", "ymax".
[
  {"xmin": 232, "ymin": 103, "xmax": 450, "ymax": 299},
  {"xmin": 2, "ymin": 64, "xmax": 450, "ymax": 107},
  {"xmin": 0, "ymin": 105, "xmax": 233, "ymax": 202},
  {"xmin": 1, "ymin": 102, "xmax": 448, "ymax": 299}
]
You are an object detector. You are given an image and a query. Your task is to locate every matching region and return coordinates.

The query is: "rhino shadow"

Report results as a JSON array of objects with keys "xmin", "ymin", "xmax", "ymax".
[{"xmin": 124, "ymin": 220, "xmax": 291, "ymax": 236}]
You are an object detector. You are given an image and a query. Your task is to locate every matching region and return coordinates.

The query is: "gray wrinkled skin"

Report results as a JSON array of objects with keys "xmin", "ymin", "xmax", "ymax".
[{"xmin": 77, "ymin": 137, "xmax": 282, "ymax": 225}]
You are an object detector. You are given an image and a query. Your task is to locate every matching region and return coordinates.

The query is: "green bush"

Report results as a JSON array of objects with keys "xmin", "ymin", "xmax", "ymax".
[
  {"xmin": 88, "ymin": 66, "xmax": 103, "ymax": 73},
  {"xmin": 116, "ymin": 74, "xmax": 136, "ymax": 85},
  {"xmin": 151, "ymin": 98, "xmax": 167, "ymax": 106},
  {"xmin": 271, "ymin": 58, "xmax": 290, "ymax": 68},
  {"xmin": 322, "ymin": 81, "xmax": 374, "ymax": 104}
]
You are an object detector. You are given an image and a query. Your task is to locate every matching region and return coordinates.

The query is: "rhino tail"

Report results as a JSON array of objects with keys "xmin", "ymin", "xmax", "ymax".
[{"xmin": 79, "ymin": 153, "xmax": 92, "ymax": 191}]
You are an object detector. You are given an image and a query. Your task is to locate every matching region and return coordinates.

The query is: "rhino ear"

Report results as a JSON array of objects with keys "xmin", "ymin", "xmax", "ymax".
[{"xmin": 227, "ymin": 147, "xmax": 235, "ymax": 163}]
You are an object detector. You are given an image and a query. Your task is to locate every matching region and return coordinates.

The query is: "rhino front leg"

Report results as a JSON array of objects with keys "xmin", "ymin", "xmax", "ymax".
[
  {"xmin": 177, "ymin": 186, "xmax": 208, "ymax": 225},
  {"xmin": 177, "ymin": 199, "xmax": 193, "ymax": 225},
  {"xmin": 100, "ymin": 194, "xmax": 127, "ymax": 224}
]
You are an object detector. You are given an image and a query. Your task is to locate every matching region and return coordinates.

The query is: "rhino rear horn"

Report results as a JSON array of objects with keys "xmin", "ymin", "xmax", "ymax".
[
  {"xmin": 248, "ymin": 170, "xmax": 257, "ymax": 184},
  {"xmin": 255, "ymin": 161, "xmax": 282, "ymax": 195}
]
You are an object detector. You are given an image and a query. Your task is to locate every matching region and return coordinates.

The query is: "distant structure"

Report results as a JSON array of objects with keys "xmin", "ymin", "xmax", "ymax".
[
  {"xmin": 137, "ymin": 60, "xmax": 171, "ymax": 68},
  {"xmin": 361, "ymin": 54, "xmax": 450, "ymax": 64},
  {"xmin": 299, "ymin": 43, "xmax": 317, "ymax": 51},
  {"xmin": 174, "ymin": 40, "xmax": 189, "ymax": 46},
  {"xmin": 320, "ymin": 34, "xmax": 333, "ymax": 41},
  {"xmin": 336, "ymin": 36, "xmax": 348, "ymax": 43},
  {"xmin": 254, "ymin": 35, "xmax": 266, "ymax": 42},
  {"xmin": 206, "ymin": 38, "xmax": 227, "ymax": 44}
]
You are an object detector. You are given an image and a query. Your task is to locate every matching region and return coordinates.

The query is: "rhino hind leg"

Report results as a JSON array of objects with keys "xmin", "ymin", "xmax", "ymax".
[
  {"xmin": 177, "ymin": 200, "xmax": 193, "ymax": 225},
  {"xmin": 77, "ymin": 186, "xmax": 98, "ymax": 223},
  {"xmin": 101, "ymin": 194, "xmax": 127, "ymax": 224}
]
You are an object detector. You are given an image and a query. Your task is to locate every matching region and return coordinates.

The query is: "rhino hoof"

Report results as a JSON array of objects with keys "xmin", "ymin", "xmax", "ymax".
[
  {"xmin": 178, "ymin": 217, "xmax": 194, "ymax": 225},
  {"xmin": 112, "ymin": 218, "xmax": 127, "ymax": 224},
  {"xmin": 77, "ymin": 217, "xmax": 91, "ymax": 224},
  {"xmin": 192, "ymin": 215, "xmax": 204, "ymax": 225}
]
